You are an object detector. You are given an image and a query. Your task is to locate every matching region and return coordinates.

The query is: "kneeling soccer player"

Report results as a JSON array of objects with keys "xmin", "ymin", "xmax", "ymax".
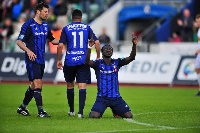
[{"xmin": 85, "ymin": 32, "xmax": 138, "ymax": 118}]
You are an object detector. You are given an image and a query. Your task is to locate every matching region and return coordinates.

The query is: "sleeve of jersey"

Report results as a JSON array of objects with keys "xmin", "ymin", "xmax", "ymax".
[
  {"xmin": 117, "ymin": 58, "xmax": 126, "ymax": 67},
  {"xmin": 59, "ymin": 28, "xmax": 67, "ymax": 44},
  {"xmin": 91, "ymin": 60, "xmax": 100, "ymax": 69},
  {"xmin": 88, "ymin": 27, "xmax": 98, "ymax": 41},
  {"xmin": 17, "ymin": 23, "xmax": 31, "ymax": 42},
  {"xmin": 47, "ymin": 28, "xmax": 55, "ymax": 42}
]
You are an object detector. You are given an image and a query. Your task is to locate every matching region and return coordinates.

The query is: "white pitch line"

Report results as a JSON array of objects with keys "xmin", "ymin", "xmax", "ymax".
[
  {"xmin": 81, "ymin": 126, "xmax": 200, "ymax": 133},
  {"xmin": 79, "ymin": 111, "xmax": 200, "ymax": 133},
  {"xmin": 124, "ymin": 118, "xmax": 176, "ymax": 129},
  {"xmin": 133, "ymin": 110, "xmax": 200, "ymax": 116}
]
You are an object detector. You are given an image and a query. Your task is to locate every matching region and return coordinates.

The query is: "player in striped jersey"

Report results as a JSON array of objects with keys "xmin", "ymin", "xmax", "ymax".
[
  {"xmin": 85, "ymin": 32, "xmax": 138, "ymax": 118},
  {"xmin": 57, "ymin": 9, "xmax": 100, "ymax": 118},
  {"xmin": 195, "ymin": 14, "xmax": 200, "ymax": 96},
  {"xmin": 16, "ymin": 2, "xmax": 59, "ymax": 117}
]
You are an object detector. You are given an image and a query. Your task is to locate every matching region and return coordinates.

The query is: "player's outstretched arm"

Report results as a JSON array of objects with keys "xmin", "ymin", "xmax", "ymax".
[
  {"xmin": 124, "ymin": 32, "xmax": 138, "ymax": 65},
  {"xmin": 95, "ymin": 40, "xmax": 100, "ymax": 60},
  {"xmin": 57, "ymin": 43, "xmax": 64, "ymax": 70}
]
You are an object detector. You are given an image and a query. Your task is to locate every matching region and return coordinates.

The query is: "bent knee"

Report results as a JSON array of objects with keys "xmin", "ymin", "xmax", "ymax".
[
  {"xmin": 123, "ymin": 112, "xmax": 133, "ymax": 118},
  {"xmin": 89, "ymin": 111, "xmax": 101, "ymax": 118}
]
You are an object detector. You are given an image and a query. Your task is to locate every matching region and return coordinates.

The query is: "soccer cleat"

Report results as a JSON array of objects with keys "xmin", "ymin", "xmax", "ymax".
[
  {"xmin": 78, "ymin": 114, "xmax": 84, "ymax": 118},
  {"xmin": 37, "ymin": 111, "xmax": 51, "ymax": 117},
  {"xmin": 196, "ymin": 91, "xmax": 200, "ymax": 96},
  {"xmin": 68, "ymin": 112, "xmax": 75, "ymax": 117},
  {"xmin": 17, "ymin": 107, "xmax": 31, "ymax": 116}
]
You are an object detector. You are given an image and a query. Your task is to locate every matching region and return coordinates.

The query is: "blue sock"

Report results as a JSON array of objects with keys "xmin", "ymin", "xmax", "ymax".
[
  {"xmin": 33, "ymin": 89, "xmax": 44, "ymax": 113},
  {"xmin": 79, "ymin": 89, "xmax": 86, "ymax": 115},
  {"xmin": 67, "ymin": 88, "xmax": 74, "ymax": 112},
  {"xmin": 20, "ymin": 86, "xmax": 34, "ymax": 109}
]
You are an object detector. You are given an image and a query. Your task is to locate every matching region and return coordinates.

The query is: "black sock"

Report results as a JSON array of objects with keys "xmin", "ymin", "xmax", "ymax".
[
  {"xmin": 79, "ymin": 89, "xmax": 86, "ymax": 115},
  {"xmin": 20, "ymin": 86, "xmax": 34, "ymax": 109},
  {"xmin": 67, "ymin": 88, "xmax": 74, "ymax": 112},
  {"xmin": 33, "ymin": 89, "xmax": 44, "ymax": 113}
]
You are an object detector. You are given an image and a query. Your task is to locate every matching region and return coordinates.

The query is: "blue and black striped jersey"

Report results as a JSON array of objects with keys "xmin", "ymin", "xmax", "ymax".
[
  {"xmin": 59, "ymin": 22, "xmax": 98, "ymax": 66},
  {"xmin": 17, "ymin": 18, "xmax": 54, "ymax": 65},
  {"xmin": 91, "ymin": 58, "xmax": 126, "ymax": 98}
]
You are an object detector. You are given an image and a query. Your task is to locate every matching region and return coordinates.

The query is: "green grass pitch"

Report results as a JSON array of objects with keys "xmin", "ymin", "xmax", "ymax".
[{"xmin": 0, "ymin": 83, "xmax": 200, "ymax": 133}]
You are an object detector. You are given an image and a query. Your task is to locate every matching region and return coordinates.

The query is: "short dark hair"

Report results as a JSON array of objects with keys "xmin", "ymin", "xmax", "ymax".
[
  {"xmin": 34, "ymin": 2, "xmax": 49, "ymax": 15},
  {"xmin": 72, "ymin": 9, "xmax": 82, "ymax": 19},
  {"xmin": 101, "ymin": 44, "xmax": 113, "ymax": 52},
  {"xmin": 196, "ymin": 14, "xmax": 200, "ymax": 19}
]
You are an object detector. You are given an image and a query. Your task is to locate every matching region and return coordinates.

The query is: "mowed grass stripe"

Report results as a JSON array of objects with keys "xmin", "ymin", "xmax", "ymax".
[{"xmin": 0, "ymin": 84, "xmax": 199, "ymax": 133}]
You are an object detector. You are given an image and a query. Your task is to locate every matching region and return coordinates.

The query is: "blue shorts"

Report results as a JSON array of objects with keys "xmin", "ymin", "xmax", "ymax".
[
  {"xmin": 26, "ymin": 63, "xmax": 45, "ymax": 81},
  {"xmin": 63, "ymin": 64, "xmax": 91, "ymax": 83},
  {"xmin": 91, "ymin": 96, "xmax": 131, "ymax": 117}
]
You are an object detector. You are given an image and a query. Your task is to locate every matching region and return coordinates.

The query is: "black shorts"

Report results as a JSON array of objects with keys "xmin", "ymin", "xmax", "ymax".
[
  {"xmin": 91, "ymin": 96, "xmax": 131, "ymax": 117},
  {"xmin": 63, "ymin": 64, "xmax": 91, "ymax": 83},
  {"xmin": 26, "ymin": 63, "xmax": 45, "ymax": 81}
]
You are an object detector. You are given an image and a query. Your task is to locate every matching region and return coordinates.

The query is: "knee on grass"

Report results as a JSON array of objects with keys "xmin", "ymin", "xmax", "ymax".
[{"xmin": 89, "ymin": 111, "xmax": 101, "ymax": 118}]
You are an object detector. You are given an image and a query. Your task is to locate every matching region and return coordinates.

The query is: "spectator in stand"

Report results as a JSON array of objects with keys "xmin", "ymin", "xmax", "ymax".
[
  {"xmin": 80, "ymin": 0, "xmax": 90, "ymax": 23},
  {"xmin": 95, "ymin": 0, "xmax": 104, "ymax": 15},
  {"xmin": 49, "ymin": 22, "xmax": 65, "ymax": 53},
  {"xmin": 46, "ymin": 6, "xmax": 56, "ymax": 29},
  {"xmin": 98, "ymin": 27, "xmax": 110, "ymax": 48},
  {"xmin": 168, "ymin": 32, "xmax": 181, "ymax": 42},
  {"xmin": 54, "ymin": 0, "xmax": 69, "ymax": 28},
  {"xmin": 10, "ymin": 14, "xmax": 27, "ymax": 51},
  {"xmin": 177, "ymin": 8, "xmax": 194, "ymax": 42},
  {"xmin": 0, "ymin": 18, "xmax": 14, "ymax": 51}
]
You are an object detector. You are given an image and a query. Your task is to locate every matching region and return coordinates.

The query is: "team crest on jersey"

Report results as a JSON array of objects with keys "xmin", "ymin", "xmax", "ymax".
[{"xmin": 19, "ymin": 34, "xmax": 24, "ymax": 39}]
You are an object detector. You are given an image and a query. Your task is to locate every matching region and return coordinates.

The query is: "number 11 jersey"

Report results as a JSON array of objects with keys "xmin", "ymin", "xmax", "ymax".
[{"xmin": 59, "ymin": 22, "xmax": 98, "ymax": 66}]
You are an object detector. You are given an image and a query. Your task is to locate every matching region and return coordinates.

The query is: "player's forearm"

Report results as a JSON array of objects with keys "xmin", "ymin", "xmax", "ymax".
[
  {"xmin": 85, "ymin": 48, "xmax": 91, "ymax": 65},
  {"xmin": 16, "ymin": 40, "xmax": 31, "ymax": 53},
  {"xmin": 95, "ymin": 41, "xmax": 100, "ymax": 59},
  {"xmin": 57, "ymin": 43, "xmax": 63, "ymax": 61},
  {"xmin": 124, "ymin": 44, "xmax": 136, "ymax": 64},
  {"xmin": 129, "ymin": 44, "xmax": 136, "ymax": 60}
]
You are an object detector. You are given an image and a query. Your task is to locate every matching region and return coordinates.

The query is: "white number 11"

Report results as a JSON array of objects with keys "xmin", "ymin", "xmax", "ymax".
[{"xmin": 72, "ymin": 31, "xmax": 83, "ymax": 48}]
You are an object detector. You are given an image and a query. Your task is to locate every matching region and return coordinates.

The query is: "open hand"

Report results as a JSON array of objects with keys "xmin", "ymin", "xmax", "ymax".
[{"xmin": 27, "ymin": 50, "xmax": 37, "ymax": 61}]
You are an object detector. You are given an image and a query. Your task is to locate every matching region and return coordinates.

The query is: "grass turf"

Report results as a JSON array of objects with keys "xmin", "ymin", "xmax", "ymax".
[{"xmin": 0, "ymin": 84, "xmax": 200, "ymax": 133}]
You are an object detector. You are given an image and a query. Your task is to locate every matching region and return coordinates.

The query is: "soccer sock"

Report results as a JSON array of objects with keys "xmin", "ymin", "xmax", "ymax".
[
  {"xmin": 33, "ymin": 89, "xmax": 44, "ymax": 113},
  {"xmin": 67, "ymin": 88, "xmax": 74, "ymax": 112},
  {"xmin": 78, "ymin": 89, "xmax": 86, "ymax": 115},
  {"xmin": 197, "ymin": 74, "xmax": 200, "ymax": 91},
  {"xmin": 20, "ymin": 86, "xmax": 34, "ymax": 109}
]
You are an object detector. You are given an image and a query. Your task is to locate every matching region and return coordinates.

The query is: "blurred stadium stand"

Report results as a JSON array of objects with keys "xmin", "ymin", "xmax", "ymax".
[{"xmin": 0, "ymin": 0, "xmax": 199, "ymax": 53}]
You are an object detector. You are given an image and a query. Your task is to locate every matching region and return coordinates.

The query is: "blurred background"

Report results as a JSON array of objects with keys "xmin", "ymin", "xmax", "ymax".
[{"xmin": 0, "ymin": 0, "xmax": 200, "ymax": 86}]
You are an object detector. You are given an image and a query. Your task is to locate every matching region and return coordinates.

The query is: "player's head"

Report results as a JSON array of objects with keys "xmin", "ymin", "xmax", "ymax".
[
  {"xmin": 101, "ymin": 44, "xmax": 113, "ymax": 58},
  {"xmin": 72, "ymin": 9, "xmax": 82, "ymax": 22},
  {"xmin": 34, "ymin": 2, "xmax": 49, "ymax": 20},
  {"xmin": 196, "ymin": 14, "xmax": 200, "ymax": 27}
]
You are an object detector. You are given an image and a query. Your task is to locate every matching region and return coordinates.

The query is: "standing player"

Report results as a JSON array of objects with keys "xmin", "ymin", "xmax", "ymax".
[
  {"xmin": 57, "ymin": 9, "xmax": 100, "ymax": 118},
  {"xmin": 16, "ymin": 2, "xmax": 59, "ymax": 117},
  {"xmin": 85, "ymin": 32, "xmax": 138, "ymax": 118},
  {"xmin": 195, "ymin": 14, "xmax": 200, "ymax": 96}
]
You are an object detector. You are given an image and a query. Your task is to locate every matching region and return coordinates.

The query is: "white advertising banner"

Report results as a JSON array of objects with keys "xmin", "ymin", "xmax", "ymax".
[
  {"xmin": 177, "ymin": 58, "xmax": 196, "ymax": 80},
  {"xmin": 158, "ymin": 42, "xmax": 197, "ymax": 55},
  {"xmin": 54, "ymin": 52, "xmax": 181, "ymax": 84}
]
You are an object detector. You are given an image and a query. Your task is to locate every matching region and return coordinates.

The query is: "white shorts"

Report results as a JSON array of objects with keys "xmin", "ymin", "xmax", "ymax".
[{"xmin": 196, "ymin": 53, "xmax": 200, "ymax": 68}]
